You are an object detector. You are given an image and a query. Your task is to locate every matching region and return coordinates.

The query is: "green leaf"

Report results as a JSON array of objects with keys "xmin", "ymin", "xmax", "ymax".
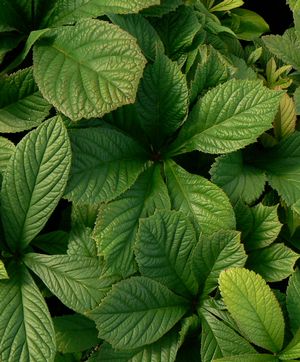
[
  {"xmin": 192, "ymin": 231, "xmax": 247, "ymax": 297},
  {"xmin": 71, "ymin": 203, "xmax": 99, "ymax": 229},
  {"xmin": 279, "ymin": 328, "xmax": 300, "ymax": 360},
  {"xmin": 263, "ymin": 29, "xmax": 300, "ymax": 71},
  {"xmin": 31, "ymin": 230, "xmax": 69, "ymax": 255},
  {"xmin": 164, "ymin": 160, "xmax": 236, "ymax": 235},
  {"xmin": 247, "ymin": 244, "xmax": 299, "ymax": 282},
  {"xmin": 94, "ymin": 165, "xmax": 170, "ymax": 277},
  {"xmin": 200, "ymin": 309, "xmax": 256, "ymax": 362},
  {"xmin": 213, "ymin": 355, "xmax": 279, "ymax": 362},
  {"xmin": 135, "ymin": 210, "xmax": 197, "ymax": 296},
  {"xmin": 168, "ymin": 80, "xmax": 282, "ymax": 155},
  {"xmin": 136, "ymin": 51, "xmax": 189, "ymax": 146},
  {"xmin": 1, "ymin": 116, "xmax": 71, "ymax": 251},
  {"xmin": 142, "ymin": 0, "xmax": 182, "ymax": 17},
  {"xmin": 42, "ymin": 0, "xmax": 160, "ymax": 27},
  {"xmin": 24, "ymin": 253, "xmax": 111, "ymax": 314},
  {"xmin": 53, "ymin": 314, "xmax": 99, "ymax": 353},
  {"xmin": 33, "ymin": 19, "xmax": 146, "ymax": 121},
  {"xmin": 0, "ymin": 32, "xmax": 23, "ymax": 65},
  {"xmin": 0, "ymin": 260, "xmax": 8, "ymax": 280},
  {"xmin": 108, "ymin": 14, "xmax": 164, "ymax": 61},
  {"xmin": 0, "ymin": 0, "xmax": 34, "ymax": 32},
  {"xmin": 0, "ymin": 136, "xmax": 15, "ymax": 173},
  {"xmin": 88, "ymin": 277, "xmax": 189, "ymax": 349},
  {"xmin": 287, "ymin": 269, "xmax": 300, "ymax": 334},
  {"xmin": 0, "ymin": 67, "xmax": 51, "ymax": 133},
  {"xmin": 274, "ymin": 93, "xmax": 297, "ymax": 141},
  {"xmin": 219, "ymin": 268, "xmax": 285, "ymax": 353},
  {"xmin": 68, "ymin": 226, "xmax": 97, "ymax": 258},
  {"xmin": 0, "ymin": 263, "xmax": 56, "ymax": 361},
  {"xmin": 210, "ymin": 151, "xmax": 267, "ymax": 204},
  {"xmin": 294, "ymin": 87, "xmax": 300, "ymax": 115},
  {"xmin": 64, "ymin": 127, "xmax": 147, "ymax": 204},
  {"xmin": 210, "ymin": 0, "xmax": 244, "ymax": 12}
]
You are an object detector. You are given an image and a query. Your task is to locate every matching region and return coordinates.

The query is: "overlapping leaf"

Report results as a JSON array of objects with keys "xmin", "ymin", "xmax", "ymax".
[
  {"xmin": 287, "ymin": 269, "xmax": 300, "ymax": 334},
  {"xmin": 0, "ymin": 136, "xmax": 15, "ymax": 173}
]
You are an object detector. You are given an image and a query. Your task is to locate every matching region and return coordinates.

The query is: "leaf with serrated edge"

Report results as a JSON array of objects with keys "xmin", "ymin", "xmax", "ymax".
[
  {"xmin": 0, "ymin": 263, "xmax": 56, "ymax": 362},
  {"xmin": 1, "ymin": 116, "xmax": 71, "ymax": 251},
  {"xmin": 247, "ymin": 244, "xmax": 299, "ymax": 282},
  {"xmin": 219, "ymin": 268, "xmax": 285, "ymax": 353},
  {"xmin": 33, "ymin": 19, "xmax": 146, "ymax": 121},
  {"xmin": 24, "ymin": 253, "xmax": 111, "ymax": 314},
  {"xmin": 0, "ymin": 136, "xmax": 15, "ymax": 173},
  {"xmin": 287, "ymin": 269, "xmax": 300, "ymax": 334},
  {"xmin": 165, "ymin": 160, "xmax": 236, "ymax": 235},
  {"xmin": 64, "ymin": 127, "xmax": 147, "ymax": 204},
  {"xmin": 87, "ymin": 276, "xmax": 188, "ymax": 349},
  {"xmin": 135, "ymin": 210, "xmax": 197, "ymax": 296},
  {"xmin": 168, "ymin": 79, "xmax": 283, "ymax": 155}
]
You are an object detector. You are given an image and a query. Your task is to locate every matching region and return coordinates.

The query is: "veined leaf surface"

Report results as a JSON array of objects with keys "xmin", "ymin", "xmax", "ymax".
[
  {"xmin": 0, "ymin": 136, "xmax": 15, "ymax": 173},
  {"xmin": 287, "ymin": 269, "xmax": 300, "ymax": 334}
]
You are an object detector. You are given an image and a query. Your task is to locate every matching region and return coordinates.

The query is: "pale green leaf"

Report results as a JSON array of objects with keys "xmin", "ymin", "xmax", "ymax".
[
  {"xmin": 64, "ymin": 127, "xmax": 147, "ymax": 204},
  {"xmin": 0, "ymin": 136, "xmax": 15, "ymax": 173},
  {"xmin": 210, "ymin": 151, "xmax": 267, "ymax": 204},
  {"xmin": 0, "ymin": 260, "xmax": 8, "ymax": 280},
  {"xmin": 219, "ymin": 268, "xmax": 285, "ymax": 352},
  {"xmin": 24, "ymin": 253, "xmax": 111, "ymax": 314},
  {"xmin": 164, "ymin": 160, "xmax": 236, "ymax": 234},
  {"xmin": 247, "ymin": 244, "xmax": 299, "ymax": 282},
  {"xmin": 53, "ymin": 314, "xmax": 99, "ymax": 353},
  {"xmin": 279, "ymin": 328, "xmax": 300, "ymax": 360},
  {"xmin": 135, "ymin": 210, "xmax": 197, "ymax": 296},
  {"xmin": 287, "ymin": 269, "xmax": 300, "ymax": 334},
  {"xmin": 0, "ymin": 263, "xmax": 56, "ymax": 362},
  {"xmin": 192, "ymin": 231, "xmax": 247, "ymax": 297},
  {"xmin": 168, "ymin": 80, "xmax": 283, "ymax": 155},
  {"xmin": 213, "ymin": 355, "xmax": 278, "ymax": 362},
  {"xmin": 33, "ymin": 19, "xmax": 146, "ymax": 121},
  {"xmin": 274, "ymin": 93, "xmax": 297, "ymax": 141},
  {"xmin": 1, "ymin": 116, "xmax": 71, "ymax": 251},
  {"xmin": 94, "ymin": 165, "xmax": 170, "ymax": 277},
  {"xmin": 68, "ymin": 226, "xmax": 97, "ymax": 258},
  {"xmin": 88, "ymin": 277, "xmax": 189, "ymax": 349},
  {"xmin": 210, "ymin": 0, "xmax": 244, "ymax": 12},
  {"xmin": 0, "ymin": 67, "xmax": 51, "ymax": 133}
]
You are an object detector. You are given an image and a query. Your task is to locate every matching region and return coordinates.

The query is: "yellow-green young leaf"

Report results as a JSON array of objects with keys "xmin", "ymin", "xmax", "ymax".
[
  {"xmin": 0, "ymin": 136, "xmax": 15, "ymax": 173},
  {"xmin": 33, "ymin": 19, "xmax": 146, "ymax": 121},
  {"xmin": 279, "ymin": 328, "xmax": 300, "ymax": 360},
  {"xmin": 287, "ymin": 269, "xmax": 300, "ymax": 334},
  {"xmin": 210, "ymin": 0, "xmax": 244, "ymax": 12},
  {"xmin": 168, "ymin": 80, "xmax": 283, "ymax": 156},
  {"xmin": 1, "ymin": 116, "xmax": 71, "ymax": 251},
  {"xmin": 219, "ymin": 268, "xmax": 285, "ymax": 353},
  {"xmin": 87, "ymin": 277, "xmax": 189, "ymax": 350},
  {"xmin": 274, "ymin": 93, "xmax": 297, "ymax": 141},
  {"xmin": 0, "ymin": 260, "xmax": 8, "ymax": 280},
  {"xmin": 0, "ymin": 263, "xmax": 56, "ymax": 362},
  {"xmin": 0, "ymin": 67, "xmax": 51, "ymax": 133},
  {"xmin": 213, "ymin": 355, "xmax": 279, "ymax": 362}
]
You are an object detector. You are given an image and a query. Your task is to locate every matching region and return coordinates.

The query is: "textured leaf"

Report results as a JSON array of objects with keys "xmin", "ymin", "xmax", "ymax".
[
  {"xmin": 164, "ymin": 160, "xmax": 236, "ymax": 234},
  {"xmin": 294, "ymin": 86, "xmax": 300, "ymax": 115},
  {"xmin": 136, "ymin": 51, "xmax": 189, "ymax": 146},
  {"xmin": 24, "ymin": 253, "xmax": 111, "ymax": 314},
  {"xmin": 142, "ymin": 0, "xmax": 182, "ymax": 17},
  {"xmin": 64, "ymin": 127, "xmax": 147, "ymax": 204},
  {"xmin": 33, "ymin": 19, "xmax": 146, "ymax": 121},
  {"xmin": 0, "ymin": 136, "xmax": 15, "ymax": 173},
  {"xmin": 31, "ymin": 231, "xmax": 69, "ymax": 255},
  {"xmin": 213, "ymin": 355, "xmax": 278, "ymax": 362},
  {"xmin": 0, "ymin": 263, "xmax": 56, "ymax": 362},
  {"xmin": 247, "ymin": 244, "xmax": 299, "ymax": 282},
  {"xmin": 192, "ymin": 231, "xmax": 247, "ymax": 297},
  {"xmin": 200, "ymin": 310, "xmax": 256, "ymax": 362},
  {"xmin": 135, "ymin": 210, "xmax": 197, "ymax": 296},
  {"xmin": 274, "ymin": 93, "xmax": 297, "ymax": 141},
  {"xmin": 1, "ymin": 116, "xmax": 71, "ymax": 251},
  {"xmin": 71, "ymin": 203, "xmax": 99, "ymax": 229},
  {"xmin": 279, "ymin": 328, "xmax": 300, "ymax": 360},
  {"xmin": 168, "ymin": 80, "xmax": 283, "ymax": 155},
  {"xmin": 0, "ymin": 260, "xmax": 8, "ymax": 280},
  {"xmin": 53, "ymin": 314, "xmax": 99, "ymax": 353},
  {"xmin": 287, "ymin": 269, "xmax": 300, "ymax": 334},
  {"xmin": 88, "ymin": 277, "xmax": 188, "ymax": 349},
  {"xmin": 0, "ymin": 67, "xmax": 51, "ymax": 133},
  {"xmin": 219, "ymin": 268, "xmax": 285, "ymax": 352},
  {"xmin": 94, "ymin": 165, "xmax": 170, "ymax": 277},
  {"xmin": 210, "ymin": 151, "xmax": 267, "ymax": 204},
  {"xmin": 68, "ymin": 226, "xmax": 97, "ymax": 258}
]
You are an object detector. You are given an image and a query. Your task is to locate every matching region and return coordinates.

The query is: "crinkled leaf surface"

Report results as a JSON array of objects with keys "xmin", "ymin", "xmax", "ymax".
[
  {"xmin": 168, "ymin": 80, "xmax": 283, "ymax": 155},
  {"xmin": 33, "ymin": 19, "xmax": 146, "ymax": 121},
  {"xmin": 64, "ymin": 127, "xmax": 147, "ymax": 204},
  {"xmin": 0, "ymin": 67, "xmax": 51, "ymax": 133},
  {"xmin": 88, "ymin": 277, "xmax": 188, "ymax": 349},
  {"xmin": 219, "ymin": 268, "xmax": 285, "ymax": 353},
  {"xmin": 1, "ymin": 116, "xmax": 71, "ymax": 251},
  {"xmin": 0, "ymin": 263, "xmax": 56, "ymax": 362},
  {"xmin": 287, "ymin": 269, "xmax": 300, "ymax": 334},
  {"xmin": 0, "ymin": 136, "xmax": 15, "ymax": 173}
]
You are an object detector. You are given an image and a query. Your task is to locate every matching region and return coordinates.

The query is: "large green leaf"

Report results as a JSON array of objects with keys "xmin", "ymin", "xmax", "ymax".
[
  {"xmin": 1, "ymin": 116, "xmax": 71, "ymax": 251},
  {"xmin": 247, "ymin": 244, "xmax": 299, "ymax": 282},
  {"xmin": 136, "ymin": 51, "xmax": 189, "ymax": 146},
  {"xmin": 210, "ymin": 151, "xmax": 267, "ymax": 204},
  {"xmin": 94, "ymin": 165, "xmax": 170, "ymax": 277},
  {"xmin": 0, "ymin": 136, "xmax": 15, "ymax": 173},
  {"xmin": 24, "ymin": 253, "xmax": 112, "ymax": 314},
  {"xmin": 287, "ymin": 269, "xmax": 300, "ymax": 334},
  {"xmin": 219, "ymin": 268, "xmax": 285, "ymax": 353},
  {"xmin": 164, "ymin": 160, "xmax": 236, "ymax": 234},
  {"xmin": 88, "ymin": 277, "xmax": 189, "ymax": 349},
  {"xmin": 68, "ymin": 226, "xmax": 97, "ymax": 258},
  {"xmin": 168, "ymin": 80, "xmax": 283, "ymax": 155},
  {"xmin": 135, "ymin": 210, "xmax": 197, "ymax": 296},
  {"xmin": 279, "ymin": 328, "xmax": 300, "ymax": 360},
  {"xmin": 142, "ymin": 0, "xmax": 182, "ymax": 17},
  {"xmin": 192, "ymin": 231, "xmax": 247, "ymax": 297},
  {"xmin": 33, "ymin": 19, "xmax": 146, "ymax": 121},
  {"xmin": 0, "ymin": 263, "xmax": 56, "ymax": 362},
  {"xmin": 0, "ymin": 67, "xmax": 51, "ymax": 133},
  {"xmin": 273, "ymin": 93, "xmax": 297, "ymax": 141},
  {"xmin": 213, "ymin": 355, "xmax": 279, "ymax": 362},
  {"xmin": 64, "ymin": 127, "xmax": 147, "ymax": 204},
  {"xmin": 0, "ymin": 0, "xmax": 35, "ymax": 32}
]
